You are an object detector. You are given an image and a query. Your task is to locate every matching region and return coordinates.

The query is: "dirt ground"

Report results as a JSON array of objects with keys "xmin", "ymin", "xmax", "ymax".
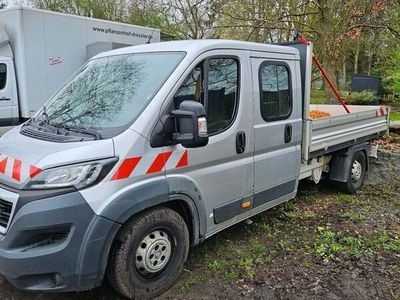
[
  {"xmin": 374, "ymin": 130, "xmax": 400, "ymax": 153},
  {"xmin": 0, "ymin": 182, "xmax": 399, "ymax": 300}
]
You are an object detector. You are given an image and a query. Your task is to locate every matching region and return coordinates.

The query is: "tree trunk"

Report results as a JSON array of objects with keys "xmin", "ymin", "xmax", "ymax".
[
  {"xmin": 354, "ymin": 45, "xmax": 360, "ymax": 74},
  {"xmin": 342, "ymin": 56, "xmax": 347, "ymax": 89},
  {"xmin": 368, "ymin": 50, "xmax": 372, "ymax": 75}
]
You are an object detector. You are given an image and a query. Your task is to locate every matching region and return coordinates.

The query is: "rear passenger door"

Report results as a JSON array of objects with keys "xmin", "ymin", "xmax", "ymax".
[
  {"xmin": 165, "ymin": 50, "xmax": 254, "ymax": 233},
  {"xmin": 251, "ymin": 56, "xmax": 302, "ymax": 207}
]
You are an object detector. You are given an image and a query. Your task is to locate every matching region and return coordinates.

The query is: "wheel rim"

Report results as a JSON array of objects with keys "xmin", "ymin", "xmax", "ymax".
[
  {"xmin": 351, "ymin": 159, "xmax": 363, "ymax": 184},
  {"xmin": 135, "ymin": 230, "xmax": 172, "ymax": 275}
]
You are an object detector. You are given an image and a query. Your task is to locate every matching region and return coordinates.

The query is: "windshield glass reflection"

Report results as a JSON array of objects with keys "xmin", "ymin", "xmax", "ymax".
[{"xmin": 42, "ymin": 52, "xmax": 185, "ymax": 138}]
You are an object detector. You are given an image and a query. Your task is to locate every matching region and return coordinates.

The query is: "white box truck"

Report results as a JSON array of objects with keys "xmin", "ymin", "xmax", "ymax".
[{"xmin": 0, "ymin": 7, "xmax": 160, "ymax": 133}]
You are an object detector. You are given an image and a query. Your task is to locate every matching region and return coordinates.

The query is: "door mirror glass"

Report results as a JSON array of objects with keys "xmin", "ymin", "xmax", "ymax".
[{"xmin": 171, "ymin": 100, "xmax": 209, "ymax": 148}]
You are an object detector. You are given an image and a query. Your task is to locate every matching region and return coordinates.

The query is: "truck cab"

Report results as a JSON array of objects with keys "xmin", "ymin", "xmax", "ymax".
[{"xmin": 0, "ymin": 40, "xmax": 389, "ymax": 300}]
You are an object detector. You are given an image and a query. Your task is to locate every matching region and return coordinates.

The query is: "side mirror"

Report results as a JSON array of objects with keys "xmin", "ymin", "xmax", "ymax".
[{"xmin": 171, "ymin": 100, "xmax": 209, "ymax": 148}]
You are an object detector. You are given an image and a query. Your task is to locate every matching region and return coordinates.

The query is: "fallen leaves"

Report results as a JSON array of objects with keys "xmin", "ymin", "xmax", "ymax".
[
  {"xmin": 309, "ymin": 110, "xmax": 332, "ymax": 120},
  {"xmin": 373, "ymin": 131, "xmax": 400, "ymax": 153}
]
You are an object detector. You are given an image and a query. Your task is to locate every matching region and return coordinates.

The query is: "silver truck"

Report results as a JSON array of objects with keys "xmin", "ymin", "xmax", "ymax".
[{"xmin": 0, "ymin": 40, "xmax": 389, "ymax": 299}]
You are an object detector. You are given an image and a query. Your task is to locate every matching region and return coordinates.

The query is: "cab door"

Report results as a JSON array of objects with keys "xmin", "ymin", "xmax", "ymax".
[
  {"xmin": 0, "ymin": 58, "xmax": 18, "ymax": 125},
  {"xmin": 164, "ymin": 50, "xmax": 254, "ymax": 234},
  {"xmin": 251, "ymin": 55, "xmax": 302, "ymax": 207}
]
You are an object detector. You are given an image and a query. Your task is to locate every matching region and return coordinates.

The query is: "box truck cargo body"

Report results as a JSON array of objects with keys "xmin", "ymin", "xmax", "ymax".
[{"xmin": 0, "ymin": 7, "xmax": 160, "ymax": 132}]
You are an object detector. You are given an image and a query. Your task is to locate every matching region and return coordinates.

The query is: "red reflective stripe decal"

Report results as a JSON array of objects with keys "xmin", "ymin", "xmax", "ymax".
[
  {"xmin": 29, "ymin": 165, "xmax": 42, "ymax": 179},
  {"xmin": 0, "ymin": 157, "xmax": 7, "ymax": 174},
  {"xmin": 146, "ymin": 151, "xmax": 173, "ymax": 174},
  {"xmin": 12, "ymin": 159, "xmax": 22, "ymax": 181},
  {"xmin": 175, "ymin": 150, "xmax": 188, "ymax": 168},
  {"xmin": 111, "ymin": 156, "xmax": 142, "ymax": 181}
]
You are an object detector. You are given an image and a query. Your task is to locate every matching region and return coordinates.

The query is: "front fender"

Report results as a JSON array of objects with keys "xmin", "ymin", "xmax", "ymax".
[
  {"xmin": 100, "ymin": 177, "xmax": 207, "ymax": 244},
  {"xmin": 167, "ymin": 175, "xmax": 207, "ymax": 241},
  {"xmin": 100, "ymin": 179, "xmax": 170, "ymax": 224}
]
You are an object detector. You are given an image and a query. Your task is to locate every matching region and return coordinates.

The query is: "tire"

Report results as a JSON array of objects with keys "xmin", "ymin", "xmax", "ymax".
[
  {"xmin": 336, "ymin": 151, "xmax": 367, "ymax": 194},
  {"xmin": 107, "ymin": 207, "xmax": 189, "ymax": 300}
]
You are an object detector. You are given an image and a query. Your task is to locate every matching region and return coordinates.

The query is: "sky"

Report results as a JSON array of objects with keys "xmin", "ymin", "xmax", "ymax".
[{"xmin": 4, "ymin": 0, "xmax": 30, "ymax": 7}]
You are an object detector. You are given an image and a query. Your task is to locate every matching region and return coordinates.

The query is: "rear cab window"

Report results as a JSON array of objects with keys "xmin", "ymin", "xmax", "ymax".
[
  {"xmin": 259, "ymin": 62, "xmax": 292, "ymax": 121},
  {"xmin": 174, "ymin": 57, "xmax": 239, "ymax": 135}
]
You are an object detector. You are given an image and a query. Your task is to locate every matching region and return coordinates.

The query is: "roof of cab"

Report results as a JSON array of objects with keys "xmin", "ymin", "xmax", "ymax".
[{"xmin": 92, "ymin": 39, "xmax": 299, "ymax": 60}]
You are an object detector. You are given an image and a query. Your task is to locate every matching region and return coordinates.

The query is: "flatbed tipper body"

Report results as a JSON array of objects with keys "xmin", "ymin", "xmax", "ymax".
[
  {"xmin": 304, "ymin": 104, "xmax": 389, "ymax": 160},
  {"xmin": 280, "ymin": 41, "xmax": 390, "ymax": 179}
]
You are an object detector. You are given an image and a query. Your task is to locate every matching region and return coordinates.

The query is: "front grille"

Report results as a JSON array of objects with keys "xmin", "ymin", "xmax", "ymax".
[{"xmin": 0, "ymin": 198, "xmax": 12, "ymax": 231}]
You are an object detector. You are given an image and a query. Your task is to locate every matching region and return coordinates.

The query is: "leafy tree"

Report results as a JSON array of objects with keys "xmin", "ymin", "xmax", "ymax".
[
  {"xmin": 27, "ymin": 0, "xmax": 400, "ymax": 100},
  {"xmin": 382, "ymin": 51, "xmax": 400, "ymax": 97}
]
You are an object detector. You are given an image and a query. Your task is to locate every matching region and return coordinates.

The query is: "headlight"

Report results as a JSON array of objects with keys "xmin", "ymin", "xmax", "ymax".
[{"xmin": 24, "ymin": 158, "xmax": 117, "ymax": 190}]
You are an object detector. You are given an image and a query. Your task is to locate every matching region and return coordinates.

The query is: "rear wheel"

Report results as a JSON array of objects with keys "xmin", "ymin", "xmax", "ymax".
[
  {"xmin": 107, "ymin": 207, "xmax": 189, "ymax": 300},
  {"xmin": 336, "ymin": 151, "xmax": 367, "ymax": 194}
]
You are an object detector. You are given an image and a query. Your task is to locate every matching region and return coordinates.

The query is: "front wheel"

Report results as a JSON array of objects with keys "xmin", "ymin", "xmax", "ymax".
[
  {"xmin": 107, "ymin": 207, "xmax": 189, "ymax": 300},
  {"xmin": 336, "ymin": 151, "xmax": 367, "ymax": 194}
]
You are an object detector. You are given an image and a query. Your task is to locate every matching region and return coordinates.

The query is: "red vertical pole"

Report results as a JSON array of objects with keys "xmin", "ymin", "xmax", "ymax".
[
  {"xmin": 297, "ymin": 35, "xmax": 350, "ymax": 114},
  {"xmin": 312, "ymin": 55, "xmax": 350, "ymax": 114}
]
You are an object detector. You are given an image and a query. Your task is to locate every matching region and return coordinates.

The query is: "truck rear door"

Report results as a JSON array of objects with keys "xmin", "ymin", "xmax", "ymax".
[{"xmin": 251, "ymin": 53, "xmax": 302, "ymax": 206}]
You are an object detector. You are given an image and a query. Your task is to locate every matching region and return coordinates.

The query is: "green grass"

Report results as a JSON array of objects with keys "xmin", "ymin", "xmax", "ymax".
[
  {"xmin": 313, "ymin": 228, "xmax": 372, "ymax": 261},
  {"xmin": 175, "ymin": 184, "xmax": 399, "ymax": 290},
  {"xmin": 208, "ymin": 259, "xmax": 228, "ymax": 271},
  {"xmin": 178, "ymin": 275, "xmax": 202, "ymax": 292},
  {"xmin": 225, "ymin": 271, "xmax": 239, "ymax": 281},
  {"xmin": 390, "ymin": 111, "xmax": 400, "ymax": 122},
  {"xmin": 335, "ymin": 193, "xmax": 370, "ymax": 207},
  {"xmin": 342, "ymin": 211, "xmax": 367, "ymax": 222}
]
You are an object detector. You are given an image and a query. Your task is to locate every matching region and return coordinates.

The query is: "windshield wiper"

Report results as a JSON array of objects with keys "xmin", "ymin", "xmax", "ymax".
[
  {"xmin": 25, "ymin": 108, "xmax": 55, "ymax": 131},
  {"xmin": 53, "ymin": 123, "xmax": 102, "ymax": 140},
  {"xmin": 25, "ymin": 109, "xmax": 101, "ymax": 140}
]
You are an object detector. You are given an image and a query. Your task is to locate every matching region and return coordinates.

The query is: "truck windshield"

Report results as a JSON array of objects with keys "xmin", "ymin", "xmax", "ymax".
[{"xmin": 40, "ymin": 52, "xmax": 185, "ymax": 139}]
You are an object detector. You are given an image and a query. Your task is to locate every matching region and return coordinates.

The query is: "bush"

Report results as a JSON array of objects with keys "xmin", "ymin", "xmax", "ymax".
[{"xmin": 347, "ymin": 91, "xmax": 375, "ymax": 105}]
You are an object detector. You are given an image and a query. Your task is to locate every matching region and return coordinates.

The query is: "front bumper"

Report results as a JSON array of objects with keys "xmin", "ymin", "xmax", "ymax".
[{"xmin": 0, "ymin": 188, "xmax": 120, "ymax": 292}]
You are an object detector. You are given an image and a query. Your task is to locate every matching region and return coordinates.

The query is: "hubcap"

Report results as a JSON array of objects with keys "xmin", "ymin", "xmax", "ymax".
[
  {"xmin": 351, "ymin": 160, "xmax": 363, "ymax": 183},
  {"xmin": 135, "ymin": 230, "xmax": 172, "ymax": 275}
]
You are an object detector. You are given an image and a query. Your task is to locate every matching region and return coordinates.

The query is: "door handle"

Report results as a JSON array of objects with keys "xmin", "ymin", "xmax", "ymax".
[
  {"xmin": 236, "ymin": 131, "xmax": 246, "ymax": 154},
  {"xmin": 0, "ymin": 97, "xmax": 10, "ymax": 101},
  {"xmin": 284, "ymin": 124, "xmax": 292, "ymax": 143}
]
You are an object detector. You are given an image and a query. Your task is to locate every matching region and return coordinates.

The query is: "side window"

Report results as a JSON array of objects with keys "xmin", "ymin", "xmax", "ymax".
[
  {"xmin": 174, "ymin": 57, "xmax": 239, "ymax": 135},
  {"xmin": 174, "ymin": 63, "xmax": 204, "ymax": 108},
  {"xmin": 0, "ymin": 64, "xmax": 6, "ymax": 90},
  {"xmin": 259, "ymin": 63, "xmax": 291, "ymax": 121},
  {"xmin": 207, "ymin": 58, "xmax": 238, "ymax": 134}
]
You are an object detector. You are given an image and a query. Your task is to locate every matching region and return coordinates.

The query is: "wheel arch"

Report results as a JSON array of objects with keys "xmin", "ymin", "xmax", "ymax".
[
  {"xmin": 329, "ymin": 143, "xmax": 369, "ymax": 183},
  {"xmin": 101, "ymin": 177, "xmax": 207, "ymax": 246}
]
